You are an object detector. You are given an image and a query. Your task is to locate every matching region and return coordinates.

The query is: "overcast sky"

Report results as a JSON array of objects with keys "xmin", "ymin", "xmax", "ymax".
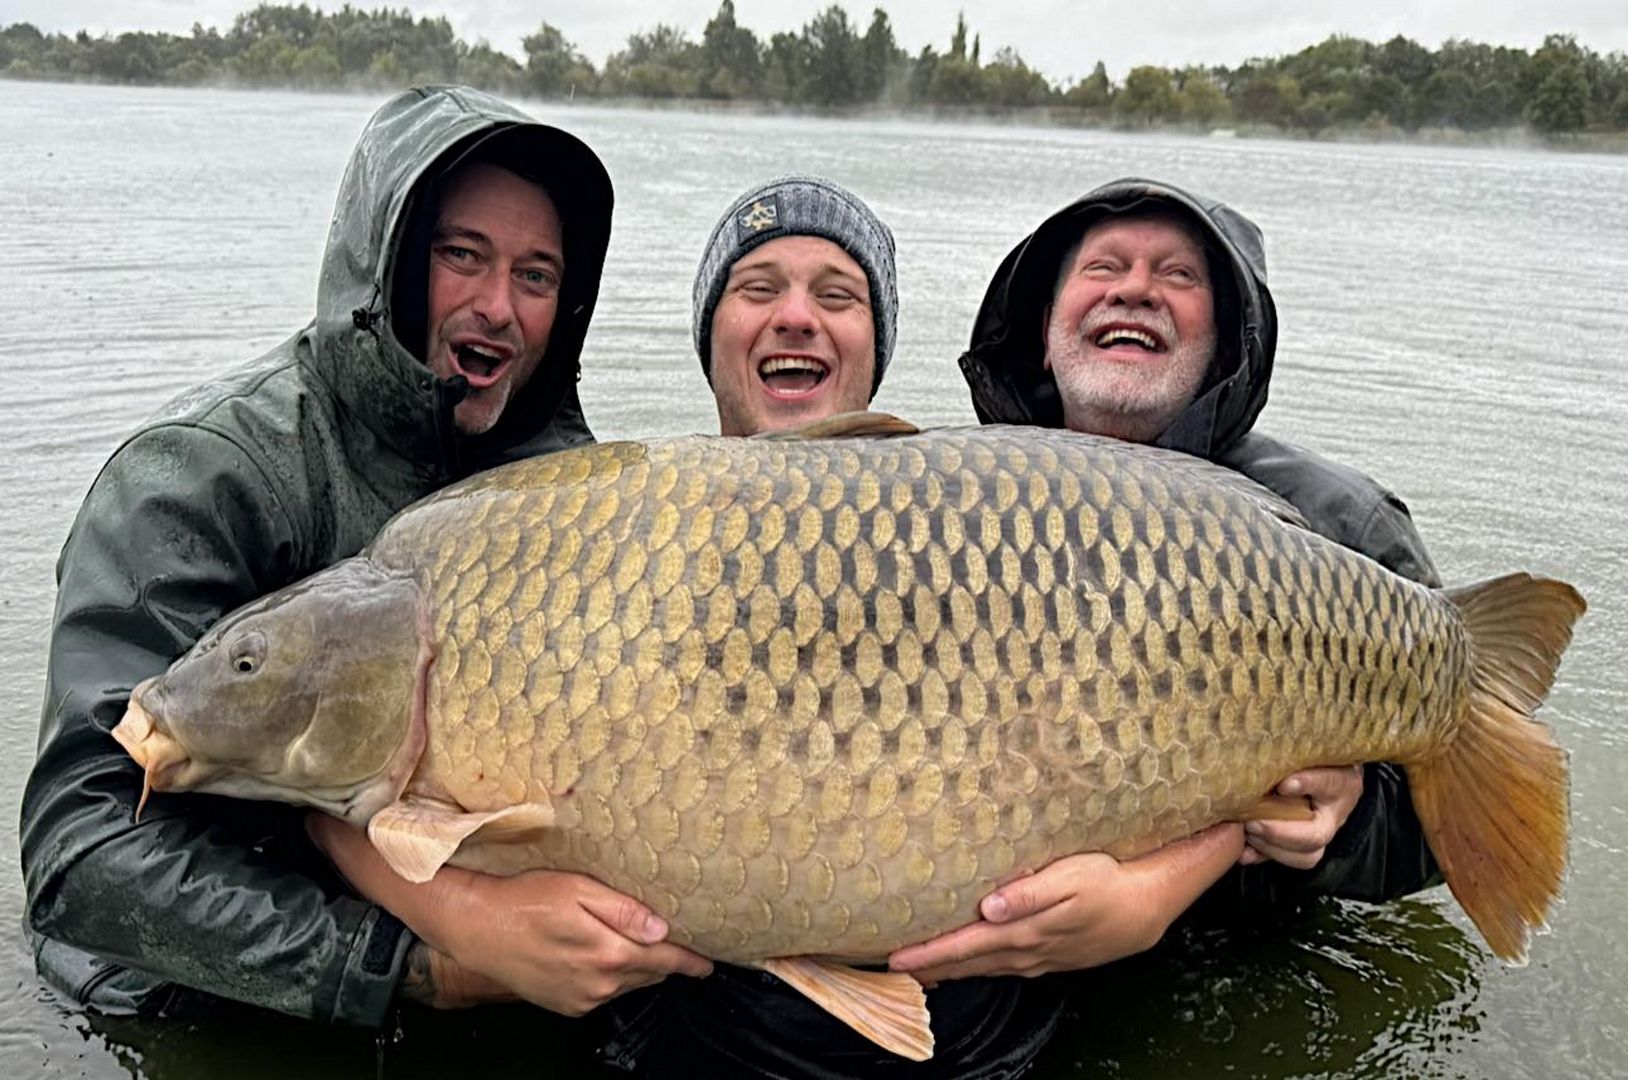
[{"xmin": 9, "ymin": 0, "xmax": 1626, "ymax": 82}]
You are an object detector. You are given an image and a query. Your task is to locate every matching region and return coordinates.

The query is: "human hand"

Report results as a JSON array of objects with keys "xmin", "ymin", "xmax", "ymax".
[
  {"xmin": 886, "ymin": 823, "xmax": 1243, "ymax": 984},
  {"xmin": 307, "ymin": 813, "xmax": 713, "ymax": 1015},
  {"xmin": 1239, "ymin": 765, "xmax": 1363, "ymax": 870}
]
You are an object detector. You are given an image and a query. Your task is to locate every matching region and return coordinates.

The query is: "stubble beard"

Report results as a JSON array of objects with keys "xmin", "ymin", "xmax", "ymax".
[
  {"xmin": 452, "ymin": 383, "xmax": 512, "ymax": 436},
  {"xmin": 1046, "ymin": 315, "xmax": 1215, "ymax": 444}
]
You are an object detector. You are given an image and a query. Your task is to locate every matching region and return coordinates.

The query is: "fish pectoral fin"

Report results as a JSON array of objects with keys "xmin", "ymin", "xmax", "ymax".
[
  {"xmin": 367, "ymin": 797, "xmax": 556, "ymax": 884},
  {"xmin": 1243, "ymin": 793, "xmax": 1316, "ymax": 821},
  {"xmin": 751, "ymin": 411, "xmax": 920, "ymax": 441},
  {"xmin": 752, "ymin": 957, "xmax": 934, "ymax": 1062}
]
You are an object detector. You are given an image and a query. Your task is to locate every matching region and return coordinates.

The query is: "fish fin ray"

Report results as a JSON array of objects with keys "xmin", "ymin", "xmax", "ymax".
[
  {"xmin": 1243, "ymin": 793, "xmax": 1316, "ymax": 821},
  {"xmin": 1410, "ymin": 573, "xmax": 1584, "ymax": 962},
  {"xmin": 368, "ymin": 796, "xmax": 556, "ymax": 884},
  {"xmin": 752, "ymin": 957, "xmax": 934, "ymax": 1061},
  {"xmin": 751, "ymin": 411, "xmax": 920, "ymax": 441}
]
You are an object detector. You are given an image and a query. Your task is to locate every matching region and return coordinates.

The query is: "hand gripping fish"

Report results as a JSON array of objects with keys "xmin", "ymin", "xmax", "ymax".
[{"xmin": 114, "ymin": 414, "xmax": 1585, "ymax": 1060}]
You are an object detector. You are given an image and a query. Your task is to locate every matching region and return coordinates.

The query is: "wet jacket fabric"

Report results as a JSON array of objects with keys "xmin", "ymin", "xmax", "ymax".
[{"xmin": 20, "ymin": 85, "xmax": 613, "ymax": 1027}]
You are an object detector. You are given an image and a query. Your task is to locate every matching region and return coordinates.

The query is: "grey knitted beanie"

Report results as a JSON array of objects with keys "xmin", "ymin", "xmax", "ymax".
[{"xmin": 692, "ymin": 175, "xmax": 898, "ymax": 395}]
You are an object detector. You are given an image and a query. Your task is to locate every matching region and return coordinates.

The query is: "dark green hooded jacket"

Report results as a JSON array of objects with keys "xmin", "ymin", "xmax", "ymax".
[
  {"xmin": 19, "ymin": 85, "xmax": 614, "ymax": 1027},
  {"xmin": 958, "ymin": 176, "xmax": 1443, "ymax": 906}
]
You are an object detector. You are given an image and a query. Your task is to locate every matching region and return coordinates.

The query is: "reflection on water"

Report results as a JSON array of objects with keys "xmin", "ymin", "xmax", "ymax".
[
  {"xmin": 4, "ymin": 82, "xmax": 1626, "ymax": 1079},
  {"xmin": 1032, "ymin": 899, "xmax": 1481, "ymax": 1079}
]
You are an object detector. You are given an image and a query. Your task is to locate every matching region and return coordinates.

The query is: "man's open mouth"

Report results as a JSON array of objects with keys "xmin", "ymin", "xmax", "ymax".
[
  {"xmin": 451, "ymin": 341, "xmax": 514, "ymax": 388},
  {"xmin": 1092, "ymin": 326, "xmax": 1166, "ymax": 352},
  {"xmin": 758, "ymin": 355, "xmax": 830, "ymax": 397}
]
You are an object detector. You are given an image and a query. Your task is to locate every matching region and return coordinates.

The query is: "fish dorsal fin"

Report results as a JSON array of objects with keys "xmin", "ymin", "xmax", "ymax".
[
  {"xmin": 368, "ymin": 796, "xmax": 556, "ymax": 884},
  {"xmin": 1201, "ymin": 467, "xmax": 1311, "ymax": 531},
  {"xmin": 751, "ymin": 411, "xmax": 920, "ymax": 441},
  {"xmin": 752, "ymin": 957, "xmax": 934, "ymax": 1061}
]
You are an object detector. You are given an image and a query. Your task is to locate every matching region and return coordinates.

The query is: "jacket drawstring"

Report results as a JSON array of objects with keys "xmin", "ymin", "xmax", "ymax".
[{"xmin": 433, "ymin": 376, "xmax": 470, "ymax": 480}]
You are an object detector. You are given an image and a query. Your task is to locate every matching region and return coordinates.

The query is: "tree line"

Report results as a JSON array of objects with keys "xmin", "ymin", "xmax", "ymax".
[{"xmin": 5, "ymin": 2, "xmax": 1627, "ymax": 137}]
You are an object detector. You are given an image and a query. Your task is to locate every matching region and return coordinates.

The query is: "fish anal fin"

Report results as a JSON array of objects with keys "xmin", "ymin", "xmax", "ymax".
[
  {"xmin": 1244, "ymin": 793, "xmax": 1316, "ymax": 821},
  {"xmin": 751, "ymin": 411, "xmax": 920, "ymax": 441},
  {"xmin": 368, "ymin": 796, "xmax": 556, "ymax": 884},
  {"xmin": 1411, "ymin": 572, "xmax": 1584, "ymax": 962},
  {"xmin": 752, "ymin": 957, "xmax": 933, "ymax": 1062}
]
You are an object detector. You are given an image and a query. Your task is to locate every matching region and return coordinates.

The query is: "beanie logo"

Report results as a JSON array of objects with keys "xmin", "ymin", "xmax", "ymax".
[{"xmin": 738, "ymin": 197, "xmax": 780, "ymax": 238}]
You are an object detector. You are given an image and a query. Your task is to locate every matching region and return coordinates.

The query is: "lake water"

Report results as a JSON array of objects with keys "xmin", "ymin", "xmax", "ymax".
[{"xmin": 2, "ymin": 81, "xmax": 1624, "ymax": 1079}]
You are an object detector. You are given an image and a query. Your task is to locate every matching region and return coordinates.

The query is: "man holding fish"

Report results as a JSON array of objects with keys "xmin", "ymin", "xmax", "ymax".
[{"xmin": 17, "ymin": 84, "xmax": 697, "ymax": 1029}]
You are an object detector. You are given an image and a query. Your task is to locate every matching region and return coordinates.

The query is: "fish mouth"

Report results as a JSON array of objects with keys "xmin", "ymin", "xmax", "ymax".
[
  {"xmin": 757, "ymin": 354, "xmax": 831, "ymax": 398},
  {"xmin": 112, "ymin": 686, "xmax": 193, "ymax": 820}
]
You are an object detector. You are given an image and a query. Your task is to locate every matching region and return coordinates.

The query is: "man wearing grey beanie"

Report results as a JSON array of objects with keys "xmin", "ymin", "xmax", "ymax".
[{"xmin": 691, "ymin": 175, "xmax": 898, "ymax": 436}]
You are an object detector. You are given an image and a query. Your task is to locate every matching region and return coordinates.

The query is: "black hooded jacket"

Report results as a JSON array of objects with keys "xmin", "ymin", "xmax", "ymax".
[
  {"xmin": 19, "ymin": 85, "xmax": 614, "ymax": 1027},
  {"xmin": 959, "ymin": 177, "xmax": 1443, "ymax": 908}
]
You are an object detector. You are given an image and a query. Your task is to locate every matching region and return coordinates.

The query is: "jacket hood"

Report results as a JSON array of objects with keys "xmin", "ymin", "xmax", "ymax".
[
  {"xmin": 957, "ymin": 177, "xmax": 1277, "ymax": 458},
  {"xmin": 311, "ymin": 85, "xmax": 613, "ymax": 474}
]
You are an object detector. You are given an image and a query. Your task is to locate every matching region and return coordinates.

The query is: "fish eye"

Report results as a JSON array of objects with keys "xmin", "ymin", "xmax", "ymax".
[{"xmin": 229, "ymin": 630, "xmax": 267, "ymax": 675}]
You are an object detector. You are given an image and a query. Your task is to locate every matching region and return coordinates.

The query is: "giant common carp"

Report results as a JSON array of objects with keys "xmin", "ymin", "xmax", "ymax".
[{"xmin": 113, "ymin": 415, "xmax": 1584, "ymax": 1060}]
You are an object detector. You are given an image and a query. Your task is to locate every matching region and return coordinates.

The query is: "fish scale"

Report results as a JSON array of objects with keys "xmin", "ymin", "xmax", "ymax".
[{"xmin": 368, "ymin": 427, "xmax": 1458, "ymax": 960}]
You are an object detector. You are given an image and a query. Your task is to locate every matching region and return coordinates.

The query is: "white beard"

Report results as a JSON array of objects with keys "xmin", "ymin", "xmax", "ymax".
[{"xmin": 1045, "ymin": 314, "xmax": 1215, "ymax": 443}]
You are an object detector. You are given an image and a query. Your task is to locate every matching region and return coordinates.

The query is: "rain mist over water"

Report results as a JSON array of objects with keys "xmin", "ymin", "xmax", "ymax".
[{"xmin": 2, "ymin": 82, "xmax": 1625, "ymax": 1078}]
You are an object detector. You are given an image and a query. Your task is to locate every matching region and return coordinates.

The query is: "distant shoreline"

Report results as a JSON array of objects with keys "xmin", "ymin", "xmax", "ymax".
[{"xmin": 8, "ymin": 73, "xmax": 1625, "ymax": 156}]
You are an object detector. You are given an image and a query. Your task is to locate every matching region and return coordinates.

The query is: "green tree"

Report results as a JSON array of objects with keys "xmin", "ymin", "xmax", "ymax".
[
  {"xmin": 232, "ymin": 33, "xmax": 299, "ymax": 85},
  {"xmin": 523, "ymin": 22, "xmax": 595, "ymax": 97},
  {"xmin": 1613, "ymin": 86, "xmax": 1628, "ymax": 129},
  {"xmin": 981, "ymin": 46, "xmax": 1051, "ymax": 107},
  {"xmin": 1116, "ymin": 65, "xmax": 1179, "ymax": 125},
  {"xmin": 800, "ymin": 5, "xmax": 861, "ymax": 106},
  {"xmin": 859, "ymin": 8, "xmax": 902, "ymax": 102},
  {"xmin": 1236, "ymin": 72, "xmax": 1302, "ymax": 126},
  {"xmin": 949, "ymin": 12, "xmax": 967, "ymax": 61},
  {"xmin": 458, "ymin": 41, "xmax": 524, "ymax": 94},
  {"xmin": 698, "ymin": 0, "xmax": 761, "ymax": 98},
  {"xmin": 1349, "ymin": 71, "xmax": 1407, "ymax": 125},
  {"xmin": 364, "ymin": 47, "xmax": 404, "ymax": 88},
  {"xmin": 1177, "ymin": 69, "xmax": 1229, "ymax": 125},
  {"xmin": 289, "ymin": 41, "xmax": 341, "ymax": 89},
  {"xmin": 1065, "ymin": 60, "xmax": 1113, "ymax": 110},
  {"xmin": 927, "ymin": 55, "xmax": 981, "ymax": 105},
  {"xmin": 1418, "ymin": 68, "xmax": 1475, "ymax": 127},
  {"xmin": 906, "ymin": 44, "xmax": 938, "ymax": 104},
  {"xmin": 231, "ymin": 3, "xmax": 321, "ymax": 50},
  {"xmin": 1527, "ymin": 62, "xmax": 1589, "ymax": 133},
  {"xmin": 603, "ymin": 26, "xmax": 698, "ymax": 97},
  {"xmin": 762, "ymin": 31, "xmax": 809, "ymax": 101},
  {"xmin": 1375, "ymin": 34, "xmax": 1433, "ymax": 86}
]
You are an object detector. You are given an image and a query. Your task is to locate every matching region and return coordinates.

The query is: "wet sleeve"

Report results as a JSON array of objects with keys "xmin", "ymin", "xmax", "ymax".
[
  {"xmin": 18, "ymin": 426, "xmax": 413, "ymax": 1026},
  {"xmin": 1207, "ymin": 492, "xmax": 1445, "ymax": 908}
]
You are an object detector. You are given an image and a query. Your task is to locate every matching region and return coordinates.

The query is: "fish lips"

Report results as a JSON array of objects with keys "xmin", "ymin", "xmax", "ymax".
[{"xmin": 112, "ymin": 678, "xmax": 224, "ymax": 818}]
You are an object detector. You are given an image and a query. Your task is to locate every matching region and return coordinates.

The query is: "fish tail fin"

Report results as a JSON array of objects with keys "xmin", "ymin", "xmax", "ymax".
[
  {"xmin": 753, "ymin": 957, "xmax": 934, "ymax": 1061},
  {"xmin": 1409, "ymin": 573, "xmax": 1585, "ymax": 962}
]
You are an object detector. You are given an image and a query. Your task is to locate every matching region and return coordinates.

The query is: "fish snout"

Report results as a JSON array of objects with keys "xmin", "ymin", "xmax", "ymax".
[{"xmin": 112, "ymin": 690, "xmax": 193, "ymax": 819}]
